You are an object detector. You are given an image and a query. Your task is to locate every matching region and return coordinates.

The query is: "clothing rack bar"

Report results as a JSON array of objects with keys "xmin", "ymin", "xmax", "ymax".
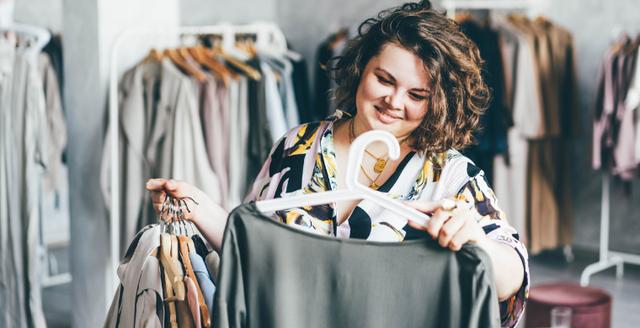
[
  {"xmin": 442, "ymin": 0, "xmax": 538, "ymax": 18},
  {"xmin": 580, "ymin": 174, "xmax": 640, "ymax": 286},
  {"xmin": 107, "ymin": 23, "xmax": 288, "ymax": 312}
]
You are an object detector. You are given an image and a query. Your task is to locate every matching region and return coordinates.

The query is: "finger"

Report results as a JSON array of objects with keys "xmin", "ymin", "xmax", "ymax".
[
  {"xmin": 426, "ymin": 209, "xmax": 450, "ymax": 239},
  {"xmin": 146, "ymin": 178, "xmax": 169, "ymax": 190},
  {"xmin": 407, "ymin": 219, "xmax": 428, "ymax": 232},
  {"xmin": 438, "ymin": 215, "xmax": 466, "ymax": 248},
  {"xmin": 447, "ymin": 221, "xmax": 471, "ymax": 251},
  {"xmin": 404, "ymin": 200, "xmax": 441, "ymax": 214},
  {"xmin": 150, "ymin": 190, "xmax": 167, "ymax": 204}
]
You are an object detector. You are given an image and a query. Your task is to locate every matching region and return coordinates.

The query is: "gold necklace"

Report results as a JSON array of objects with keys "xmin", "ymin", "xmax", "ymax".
[
  {"xmin": 360, "ymin": 165, "xmax": 381, "ymax": 189},
  {"xmin": 348, "ymin": 119, "xmax": 385, "ymax": 189},
  {"xmin": 364, "ymin": 149, "xmax": 388, "ymax": 174},
  {"xmin": 349, "ymin": 119, "xmax": 389, "ymax": 174}
]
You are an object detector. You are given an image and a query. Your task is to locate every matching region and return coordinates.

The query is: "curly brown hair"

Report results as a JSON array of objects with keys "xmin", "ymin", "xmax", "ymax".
[{"xmin": 331, "ymin": 0, "xmax": 490, "ymax": 155}]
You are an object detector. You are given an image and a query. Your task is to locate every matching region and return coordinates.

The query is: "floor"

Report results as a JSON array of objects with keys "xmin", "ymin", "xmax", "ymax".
[
  {"xmin": 43, "ymin": 249, "xmax": 640, "ymax": 327},
  {"xmin": 522, "ymin": 249, "xmax": 640, "ymax": 328}
]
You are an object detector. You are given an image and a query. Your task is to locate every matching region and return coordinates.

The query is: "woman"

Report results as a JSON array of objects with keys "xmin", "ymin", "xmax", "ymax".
[{"xmin": 147, "ymin": 1, "xmax": 528, "ymax": 327}]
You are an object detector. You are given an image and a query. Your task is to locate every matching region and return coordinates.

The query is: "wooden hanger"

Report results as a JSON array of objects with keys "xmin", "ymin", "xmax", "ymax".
[
  {"xmin": 179, "ymin": 236, "xmax": 211, "ymax": 328},
  {"xmin": 454, "ymin": 11, "xmax": 474, "ymax": 23},
  {"xmin": 190, "ymin": 46, "xmax": 234, "ymax": 87},
  {"xmin": 143, "ymin": 48, "xmax": 163, "ymax": 64},
  {"xmin": 156, "ymin": 247, "xmax": 179, "ymax": 328},
  {"xmin": 159, "ymin": 233, "xmax": 186, "ymax": 301},
  {"xmin": 329, "ymin": 28, "xmax": 348, "ymax": 50},
  {"xmin": 211, "ymin": 44, "xmax": 262, "ymax": 81},
  {"xmin": 164, "ymin": 48, "xmax": 208, "ymax": 82}
]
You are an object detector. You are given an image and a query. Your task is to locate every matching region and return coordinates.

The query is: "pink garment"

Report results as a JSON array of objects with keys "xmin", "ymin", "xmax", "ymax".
[
  {"xmin": 202, "ymin": 78, "xmax": 230, "ymax": 208},
  {"xmin": 185, "ymin": 276, "xmax": 201, "ymax": 328}
]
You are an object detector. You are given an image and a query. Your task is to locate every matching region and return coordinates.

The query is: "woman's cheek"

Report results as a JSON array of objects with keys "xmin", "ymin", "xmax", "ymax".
[{"xmin": 405, "ymin": 103, "xmax": 428, "ymax": 122}]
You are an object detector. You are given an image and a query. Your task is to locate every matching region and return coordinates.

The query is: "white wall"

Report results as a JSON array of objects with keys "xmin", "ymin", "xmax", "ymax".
[{"xmin": 14, "ymin": 0, "xmax": 63, "ymax": 32}]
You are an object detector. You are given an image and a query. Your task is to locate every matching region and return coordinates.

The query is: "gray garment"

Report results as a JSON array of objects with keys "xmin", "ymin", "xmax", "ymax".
[
  {"xmin": 156, "ymin": 58, "xmax": 221, "ymax": 205},
  {"xmin": 261, "ymin": 54, "xmax": 300, "ymax": 129},
  {"xmin": 0, "ymin": 38, "xmax": 48, "ymax": 328},
  {"xmin": 245, "ymin": 59, "xmax": 273, "ymax": 193},
  {"xmin": 104, "ymin": 224, "xmax": 164, "ymax": 328},
  {"xmin": 215, "ymin": 204, "xmax": 500, "ymax": 328},
  {"xmin": 190, "ymin": 252, "xmax": 216, "ymax": 314},
  {"xmin": 227, "ymin": 77, "xmax": 249, "ymax": 208},
  {"xmin": 100, "ymin": 60, "xmax": 161, "ymax": 250}
]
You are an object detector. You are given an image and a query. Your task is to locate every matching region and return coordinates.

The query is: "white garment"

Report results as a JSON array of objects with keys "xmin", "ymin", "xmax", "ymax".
[
  {"xmin": 227, "ymin": 76, "xmax": 250, "ymax": 208},
  {"xmin": 104, "ymin": 225, "xmax": 164, "ymax": 328},
  {"xmin": 0, "ymin": 37, "xmax": 48, "ymax": 328},
  {"xmin": 38, "ymin": 53, "xmax": 71, "ymax": 247},
  {"xmin": 260, "ymin": 61, "xmax": 288, "ymax": 142}
]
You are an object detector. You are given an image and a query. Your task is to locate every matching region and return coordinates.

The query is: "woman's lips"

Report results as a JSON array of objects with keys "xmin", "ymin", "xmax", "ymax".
[{"xmin": 374, "ymin": 105, "xmax": 401, "ymax": 124}]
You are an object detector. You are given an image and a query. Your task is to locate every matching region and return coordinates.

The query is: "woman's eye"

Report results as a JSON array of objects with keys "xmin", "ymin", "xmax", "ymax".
[
  {"xmin": 410, "ymin": 93, "xmax": 426, "ymax": 101},
  {"xmin": 376, "ymin": 76, "xmax": 392, "ymax": 85}
]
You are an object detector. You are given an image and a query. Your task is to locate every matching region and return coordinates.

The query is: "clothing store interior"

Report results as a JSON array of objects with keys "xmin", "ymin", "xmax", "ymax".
[{"xmin": 2, "ymin": 0, "xmax": 640, "ymax": 327}]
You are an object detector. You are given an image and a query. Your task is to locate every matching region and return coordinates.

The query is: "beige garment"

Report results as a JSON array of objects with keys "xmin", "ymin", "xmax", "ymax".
[
  {"xmin": 546, "ymin": 22, "xmax": 578, "ymax": 247},
  {"xmin": 156, "ymin": 58, "xmax": 222, "ymax": 204},
  {"xmin": 527, "ymin": 141, "xmax": 560, "ymax": 253},
  {"xmin": 493, "ymin": 129, "xmax": 529, "ymax": 246},
  {"xmin": 101, "ymin": 60, "xmax": 161, "ymax": 250},
  {"xmin": 507, "ymin": 19, "xmax": 546, "ymax": 139},
  {"xmin": 104, "ymin": 225, "xmax": 164, "ymax": 328},
  {"xmin": 494, "ymin": 17, "xmax": 576, "ymax": 253}
]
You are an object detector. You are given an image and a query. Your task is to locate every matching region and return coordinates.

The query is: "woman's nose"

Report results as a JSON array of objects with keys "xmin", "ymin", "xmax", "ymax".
[{"xmin": 384, "ymin": 92, "xmax": 404, "ymax": 110}]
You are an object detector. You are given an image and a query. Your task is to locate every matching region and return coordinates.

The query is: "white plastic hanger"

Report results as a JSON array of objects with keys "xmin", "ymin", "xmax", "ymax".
[
  {"xmin": 0, "ymin": 23, "xmax": 50, "ymax": 56},
  {"xmin": 255, "ymin": 130, "xmax": 430, "ymax": 225}
]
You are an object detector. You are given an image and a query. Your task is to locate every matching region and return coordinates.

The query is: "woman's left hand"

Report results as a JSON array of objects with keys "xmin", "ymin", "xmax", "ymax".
[{"xmin": 405, "ymin": 198, "xmax": 490, "ymax": 251}]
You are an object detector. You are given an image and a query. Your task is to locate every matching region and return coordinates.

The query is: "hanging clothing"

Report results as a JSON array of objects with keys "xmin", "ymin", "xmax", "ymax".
[
  {"xmin": 593, "ymin": 36, "xmax": 639, "ymax": 180},
  {"xmin": 201, "ymin": 76, "xmax": 230, "ymax": 208},
  {"xmin": 215, "ymin": 203, "xmax": 501, "ymax": 328},
  {"xmin": 625, "ymin": 45, "xmax": 640, "ymax": 163},
  {"xmin": 244, "ymin": 58, "xmax": 274, "ymax": 192},
  {"xmin": 459, "ymin": 19, "xmax": 511, "ymax": 184},
  {"xmin": 227, "ymin": 76, "xmax": 250, "ymax": 208},
  {"xmin": 104, "ymin": 225, "xmax": 165, "ymax": 328},
  {"xmin": 246, "ymin": 111, "xmax": 529, "ymax": 327},
  {"xmin": 0, "ymin": 36, "xmax": 49, "ymax": 328},
  {"xmin": 290, "ymin": 56, "xmax": 313, "ymax": 123},
  {"xmin": 101, "ymin": 59, "xmax": 159, "ymax": 250},
  {"xmin": 102, "ymin": 58, "xmax": 224, "ymax": 249},
  {"xmin": 492, "ymin": 16, "xmax": 578, "ymax": 254}
]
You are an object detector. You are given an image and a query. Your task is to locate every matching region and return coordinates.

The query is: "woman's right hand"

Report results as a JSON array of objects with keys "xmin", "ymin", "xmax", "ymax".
[{"xmin": 146, "ymin": 178, "xmax": 217, "ymax": 224}]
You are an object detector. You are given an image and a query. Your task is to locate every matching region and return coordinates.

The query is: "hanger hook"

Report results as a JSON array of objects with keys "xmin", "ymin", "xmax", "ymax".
[{"xmin": 345, "ymin": 130, "xmax": 401, "ymax": 191}]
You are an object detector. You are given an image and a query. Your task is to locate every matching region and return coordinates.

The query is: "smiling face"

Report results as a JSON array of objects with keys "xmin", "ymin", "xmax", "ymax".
[{"xmin": 353, "ymin": 43, "xmax": 431, "ymax": 140}]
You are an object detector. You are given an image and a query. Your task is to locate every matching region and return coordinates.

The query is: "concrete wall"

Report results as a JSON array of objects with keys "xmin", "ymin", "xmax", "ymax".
[
  {"xmin": 180, "ymin": 0, "xmax": 278, "ymax": 25},
  {"xmin": 14, "ymin": 0, "xmax": 63, "ymax": 32},
  {"xmin": 62, "ymin": 0, "xmax": 179, "ymax": 326}
]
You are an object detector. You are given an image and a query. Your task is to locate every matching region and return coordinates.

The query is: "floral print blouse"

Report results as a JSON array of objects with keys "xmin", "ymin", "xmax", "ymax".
[{"xmin": 246, "ymin": 111, "xmax": 529, "ymax": 327}]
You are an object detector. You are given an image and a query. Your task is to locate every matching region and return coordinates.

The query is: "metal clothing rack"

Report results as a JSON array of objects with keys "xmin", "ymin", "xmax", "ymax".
[
  {"xmin": 580, "ymin": 174, "xmax": 640, "ymax": 286},
  {"xmin": 441, "ymin": 0, "xmax": 540, "ymax": 18},
  {"xmin": 107, "ymin": 22, "xmax": 289, "ymax": 308}
]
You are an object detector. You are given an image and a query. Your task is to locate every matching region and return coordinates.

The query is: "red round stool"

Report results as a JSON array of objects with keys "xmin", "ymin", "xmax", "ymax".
[{"xmin": 525, "ymin": 282, "xmax": 611, "ymax": 328}]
